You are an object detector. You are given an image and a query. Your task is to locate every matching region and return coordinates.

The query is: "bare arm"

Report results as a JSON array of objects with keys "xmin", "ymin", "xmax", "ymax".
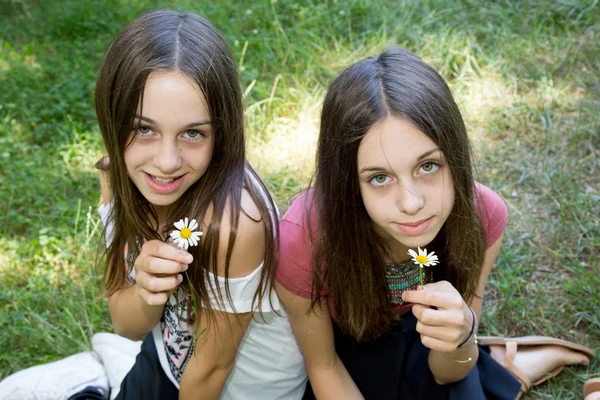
[
  {"xmin": 179, "ymin": 311, "xmax": 252, "ymax": 400},
  {"xmin": 179, "ymin": 190, "xmax": 267, "ymax": 399},
  {"xmin": 470, "ymin": 234, "xmax": 504, "ymax": 318},
  {"xmin": 421, "ymin": 235, "xmax": 504, "ymax": 384},
  {"xmin": 275, "ymin": 282, "xmax": 364, "ymax": 400},
  {"xmin": 108, "ymin": 241, "xmax": 191, "ymax": 340}
]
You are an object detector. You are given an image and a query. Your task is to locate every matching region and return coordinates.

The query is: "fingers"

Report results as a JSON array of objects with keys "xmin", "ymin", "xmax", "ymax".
[
  {"xmin": 136, "ymin": 271, "xmax": 183, "ymax": 293},
  {"xmin": 412, "ymin": 304, "xmax": 466, "ymax": 328},
  {"xmin": 137, "ymin": 282, "xmax": 181, "ymax": 306},
  {"xmin": 408, "ymin": 283, "xmax": 473, "ymax": 353},
  {"xmin": 134, "ymin": 240, "xmax": 192, "ymax": 306},
  {"xmin": 402, "ymin": 281, "xmax": 463, "ymax": 310},
  {"xmin": 418, "ymin": 335, "xmax": 461, "ymax": 353},
  {"xmin": 137, "ymin": 240, "xmax": 193, "ymax": 274}
]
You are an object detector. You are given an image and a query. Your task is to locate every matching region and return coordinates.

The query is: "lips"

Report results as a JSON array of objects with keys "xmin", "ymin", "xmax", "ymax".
[
  {"xmin": 143, "ymin": 172, "xmax": 185, "ymax": 194},
  {"xmin": 395, "ymin": 217, "xmax": 433, "ymax": 235}
]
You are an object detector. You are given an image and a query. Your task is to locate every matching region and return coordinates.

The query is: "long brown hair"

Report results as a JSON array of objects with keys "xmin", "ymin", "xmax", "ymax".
[
  {"xmin": 311, "ymin": 47, "xmax": 485, "ymax": 341},
  {"xmin": 95, "ymin": 10, "xmax": 278, "ymax": 326}
]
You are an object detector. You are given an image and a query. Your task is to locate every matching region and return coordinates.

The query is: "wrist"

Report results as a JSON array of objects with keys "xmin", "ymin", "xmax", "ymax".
[{"xmin": 456, "ymin": 306, "xmax": 477, "ymax": 349}]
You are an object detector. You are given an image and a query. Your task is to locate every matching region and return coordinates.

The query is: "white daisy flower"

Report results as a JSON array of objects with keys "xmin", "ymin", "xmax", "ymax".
[
  {"xmin": 170, "ymin": 217, "xmax": 202, "ymax": 249},
  {"xmin": 408, "ymin": 247, "xmax": 439, "ymax": 268}
]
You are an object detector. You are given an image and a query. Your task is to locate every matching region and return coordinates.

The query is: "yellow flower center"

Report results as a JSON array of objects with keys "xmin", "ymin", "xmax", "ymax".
[
  {"xmin": 180, "ymin": 227, "xmax": 192, "ymax": 239},
  {"xmin": 416, "ymin": 255, "xmax": 429, "ymax": 264}
]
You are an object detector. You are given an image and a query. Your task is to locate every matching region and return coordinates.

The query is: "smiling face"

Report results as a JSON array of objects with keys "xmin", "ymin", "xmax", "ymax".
[
  {"xmin": 357, "ymin": 116, "xmax": 455, "ymax": 262},
  {"xmin": 124, "ymin": 70, "xmax": 214, "ymax": 220}
]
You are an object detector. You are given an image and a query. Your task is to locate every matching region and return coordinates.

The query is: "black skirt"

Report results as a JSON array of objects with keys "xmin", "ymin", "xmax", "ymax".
[{"xmin": 303, "ymin": 313, "xmax": 521, "ymax": 400}]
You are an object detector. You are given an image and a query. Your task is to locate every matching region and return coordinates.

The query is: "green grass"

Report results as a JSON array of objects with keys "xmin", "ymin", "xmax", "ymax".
[{"xmin": 1, "ymin": 0, "xmax": 598, "ymax": 397}]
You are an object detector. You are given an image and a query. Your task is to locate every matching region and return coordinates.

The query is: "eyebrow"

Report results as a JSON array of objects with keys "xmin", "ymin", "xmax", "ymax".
[
  {"xmin": 417, "ymin": 147, "xmax": 441, "ymax": 161},
  {"xmin": 358, "ymin": 147, "xmax": 442, "ymax": 175},
  {"xmin": 134, "ymin": 115, "xmax": 211, "ymax": 128}
]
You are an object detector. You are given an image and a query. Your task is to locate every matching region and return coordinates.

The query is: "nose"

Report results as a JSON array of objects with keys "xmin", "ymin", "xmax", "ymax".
[
  {"xmin": 396, "ymin": 180, "xmax": 424, "ymax": 215},
  {"xmin": 154, "ymin": 138, "xmax": 181, "ymax": 174}
]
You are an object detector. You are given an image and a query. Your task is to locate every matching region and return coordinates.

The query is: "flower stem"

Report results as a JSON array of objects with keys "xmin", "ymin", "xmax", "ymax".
[{"xmin": 419, "ymin": 268, "xmax": 423, "ymax": 290}]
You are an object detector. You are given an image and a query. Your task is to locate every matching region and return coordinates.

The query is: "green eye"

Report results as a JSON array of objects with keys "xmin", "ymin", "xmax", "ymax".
[
  {"xmin": 184, "ymin": 130, "xmax": 202, "ymax": 139},
  {"xmin": 419, "ymin": 162, "xmax": 439, "ymax": 174},
  {"xmin": 138, "ymin": 126, "xmax": 151, "ymax": 134},
  {"xmin": 370, "ymin": 174, "xmax": 390, "ymax": 186},
  {"xmin": 422, "ymin": 162, "xmax": 433, "ymax": 172}
]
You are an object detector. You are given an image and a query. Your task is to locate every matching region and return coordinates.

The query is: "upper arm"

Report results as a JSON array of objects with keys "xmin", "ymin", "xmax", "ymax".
[
  {"xmin": 469, "ymin": 234, "xmax": 503, "ymax": 319},
  {"xmin": 96, "ymin": 155, "xmax": 112, "ymax": 206},
  {"xmin": 275, "ymin": 282, "xmax": 338, "ymax": 372},
  {"xmin": 214, "ymin": 189, "xmax": 266, "ymax": 279},
  {"xmin": 178, "ymin": 191, "xmax": 266, "ymax": 390},
  {"xmin": 470, "ymin": 183, "xmax": 508, "ymax": 318}
]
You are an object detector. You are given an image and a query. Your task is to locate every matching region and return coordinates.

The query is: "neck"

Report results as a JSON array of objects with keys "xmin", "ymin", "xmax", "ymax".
[{"xmin": 152, "ymin": 204, "xmax": 170, "ymax": 233}]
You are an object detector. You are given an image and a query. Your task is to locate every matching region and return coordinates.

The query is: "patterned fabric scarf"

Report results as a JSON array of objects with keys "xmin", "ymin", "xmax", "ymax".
[{"xmin": 386, "ymin": 260, "xmax": 433, "ymax": 305}]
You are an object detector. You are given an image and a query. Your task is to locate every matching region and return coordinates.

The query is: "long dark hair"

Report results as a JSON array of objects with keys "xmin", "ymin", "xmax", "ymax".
[
  {"xmin": 311, "ymin": 47, "xmax": 485, "ymax": 341},
  {"xmin": 95, "ymin": 10, "xmax": 277, "ymax": 326}
]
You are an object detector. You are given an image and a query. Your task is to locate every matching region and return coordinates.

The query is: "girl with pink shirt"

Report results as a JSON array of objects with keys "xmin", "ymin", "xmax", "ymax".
[{"xmin": 275, "ymin": 47, "xmax": 594, "ymax": 399}]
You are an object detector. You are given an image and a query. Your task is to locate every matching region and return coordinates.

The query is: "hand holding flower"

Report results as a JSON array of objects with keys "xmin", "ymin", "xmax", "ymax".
[
  {"xmin": 402, "ymin": 281, "xmax": 473, "ymax": 354},
  {"xmin": 134, "ymin": 240, "xmax": 193, "ymax": 306}
]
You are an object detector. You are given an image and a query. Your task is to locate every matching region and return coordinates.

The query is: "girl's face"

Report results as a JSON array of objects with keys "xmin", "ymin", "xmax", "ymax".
[
  {"xmin": 124, "ymin": 70, "xmax": 214, "ymax": 217},
  {"xmin": 357, "ymin": 116, "xmax": 455, "ymax": 262}
]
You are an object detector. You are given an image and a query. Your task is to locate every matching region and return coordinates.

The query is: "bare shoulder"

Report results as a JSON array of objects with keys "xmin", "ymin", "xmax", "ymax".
[{"xmin": 214, "ymin": 188, "xmax": 267, "ymax": 278}]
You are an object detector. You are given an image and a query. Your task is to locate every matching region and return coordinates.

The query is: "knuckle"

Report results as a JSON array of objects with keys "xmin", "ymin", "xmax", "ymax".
[
  {"xmin": 455, "ymin": 312, "xmax": 465, "ymax": 327},
  {"xmin": 420, "ymin": 309, "xmax": 431, "ymax": 324},
  {"xmin": 451, "ymin": 330, "xmax": 462, "ymax": 342},
  {"xmin": 415, "ymin": 322, "xmax": 424, "ymax": 334},
  {"xmin": 146, "ymin": 277, "xmax": 160, "ymax": 292},
  {"xmin": 424, "ymin": 292, "xmax": 435, "ymax": 304}
]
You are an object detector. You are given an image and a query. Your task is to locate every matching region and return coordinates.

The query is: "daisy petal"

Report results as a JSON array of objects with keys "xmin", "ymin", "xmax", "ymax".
[
  {"xmin": 174, "ymin": 220, "xmax": 185, "ymax": 230},
  {"xmin": 184, "ymin": 217, "xmax": 189, "ymax": 228},
  {"xmin": 189, "ymin": 219, "xmax": 198, "ymax": 231},
  {"xmin": 170, "ymin": 231, "xmax": 180, "ymax": 239},
  {"xmin": 408, "ymin": 249, "xmax": 418, "ymax": 258}
]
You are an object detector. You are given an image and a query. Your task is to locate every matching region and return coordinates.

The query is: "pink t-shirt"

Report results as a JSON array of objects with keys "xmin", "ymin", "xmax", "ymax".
[{"xmin": 275, "ymin": 182, "xmax": 508, "ymax": 319}]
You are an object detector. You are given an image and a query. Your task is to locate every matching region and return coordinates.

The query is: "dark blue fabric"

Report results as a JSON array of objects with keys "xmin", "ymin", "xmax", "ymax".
[
  {"xmin": 67, "ymin": 386, "xmax": 106, "ymax": 400},
  {"xmin": 303, "ymin": 313, "xmax": 521, "ymax": 400},
  {"xmin": 114, "ymin": 333, "xmax": 178, "ymax": 400}
]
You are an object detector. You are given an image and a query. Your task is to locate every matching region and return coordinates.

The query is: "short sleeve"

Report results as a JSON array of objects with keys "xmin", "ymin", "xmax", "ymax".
[
  {"xmin": 275, "ymin": 194, "xmax": 317, "ymax": 299},
  {"xmin": 97, "ymin": 202, "xmax": 114, "ymax": 247},
  {"xmin": 98, "ymin": 202, "xmax": 136, "ymax": 285},
  {"xmin": 474, "ymin": 182, "xmax": 508, "ymax": 248},
  {"xmin": 275, "ymin": 220, "xmax": 315, "ymax": 299}
]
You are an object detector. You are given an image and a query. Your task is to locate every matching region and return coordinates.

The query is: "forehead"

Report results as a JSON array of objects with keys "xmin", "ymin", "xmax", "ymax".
[
  {"xmin": 357, "ymin": 116, "xmax": 439, "ymax": 169},
  {"xmin": 138, "ymin": 70, "xmax": 209, "ymax": 122}
]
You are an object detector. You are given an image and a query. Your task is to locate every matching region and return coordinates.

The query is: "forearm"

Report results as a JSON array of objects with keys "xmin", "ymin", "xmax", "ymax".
[
  {"xmin": 308, "ymin": 357, "xmax": 364, "ymax": 400},
  {"xmin": 179, "ymin": 366, "xmax": 232, "ymax": 400},
  {"xmin": 428, "ymin": 343, "xmax": 479, "ymax": 384},
  {"xmin": 109, "ymin": 285, "xmax": 165, "ymax": 340}
]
